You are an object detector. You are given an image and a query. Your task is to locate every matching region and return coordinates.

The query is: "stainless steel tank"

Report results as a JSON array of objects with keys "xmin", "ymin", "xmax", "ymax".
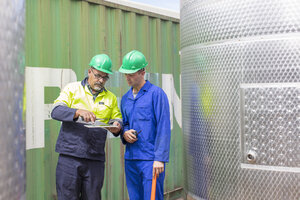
[
  {"xmin": 181, "ymin": 0, "xmax": 300, "ymax": 199},
  {"xmin": 0, "ymin": 0, "xmax": 25, "ymax": 199}
]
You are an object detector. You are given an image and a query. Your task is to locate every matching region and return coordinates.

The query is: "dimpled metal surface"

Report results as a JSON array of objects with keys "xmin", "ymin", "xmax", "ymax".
[
  {"xmin": 181, "ymin": 0, "xmax": 300, "ymax": 199},
  {"xmin": 0, "ymin": 0, "xmax": 25, "ymax": 199},
  {"xmin": 181, "ymin": 0, "xmax": 300, "ymax": 48}
]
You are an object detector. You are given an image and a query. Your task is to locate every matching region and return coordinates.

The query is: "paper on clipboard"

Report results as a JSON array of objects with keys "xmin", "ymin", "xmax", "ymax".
[
  {"xmin": 77, "ymin": 116, "xmax": 117, "ymax": 129},
  {"xmin": 84, "ymin": 124, "xmax": 118, "ymax": 129}
]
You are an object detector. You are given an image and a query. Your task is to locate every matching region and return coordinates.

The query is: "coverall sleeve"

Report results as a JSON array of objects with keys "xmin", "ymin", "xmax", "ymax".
[
  {"xmin": 51, "ymin": 84, "xmax": 77, "ymax": 122},
  {"xmin": 153, "ymin": 89, "xmax": 171, "ymax": 162},
  {"xmin": 120, "ymin": 97, "xmax": 129, "ymax": 144}
]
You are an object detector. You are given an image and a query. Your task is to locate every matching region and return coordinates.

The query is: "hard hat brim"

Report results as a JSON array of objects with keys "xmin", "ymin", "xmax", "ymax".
[
  {"xmin": 89, "ymin": 65, "xmax": 113, "ymax": 74},
  {"xmin": 98, "ymin": 68, "xmax": 113, "ymax": 74},
  {"xmin": 118, "ymin": 66, "xmax": 141, "ymax": 74}
]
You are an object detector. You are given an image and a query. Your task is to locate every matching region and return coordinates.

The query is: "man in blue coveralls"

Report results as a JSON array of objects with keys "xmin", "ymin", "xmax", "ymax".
[
  {"xmin": 119, "ymin": 50, "xmax": 171, "ymax": 200},
  {"xmin": 51, "ymin": 54, "xmax": 122, "ymax": 200}
]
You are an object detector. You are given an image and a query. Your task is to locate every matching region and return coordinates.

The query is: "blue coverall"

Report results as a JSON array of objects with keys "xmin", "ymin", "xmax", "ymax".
[
  {"xmin": 51, "ymin": 77, "xmax": 122, "ymax": 200},
  {"xmin": 120, "ymin": 80, "xmax": 171, "ymax": 200}
]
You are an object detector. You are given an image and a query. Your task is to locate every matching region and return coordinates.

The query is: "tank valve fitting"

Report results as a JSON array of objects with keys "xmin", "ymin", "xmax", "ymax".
[{"xmin": 246, "ymin": 150, "xmax": 257, "ymax": 164}]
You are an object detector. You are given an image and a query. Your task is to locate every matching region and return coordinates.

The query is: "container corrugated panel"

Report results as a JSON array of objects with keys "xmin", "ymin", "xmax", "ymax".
[{"xmin": 25, "ymin": 0, "xmax": 182, "ymax": 199}]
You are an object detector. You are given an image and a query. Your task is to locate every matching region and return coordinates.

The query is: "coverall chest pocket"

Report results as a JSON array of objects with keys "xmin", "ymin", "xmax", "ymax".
[{"xmin": 136, "ymin": 106, "xmax": 151, "ymax": 121}]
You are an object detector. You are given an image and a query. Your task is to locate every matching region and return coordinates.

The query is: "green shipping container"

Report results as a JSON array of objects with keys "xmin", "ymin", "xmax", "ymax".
[{"xmin": 25, "ymin": 0, "xmax": 182, "ymax": 199}]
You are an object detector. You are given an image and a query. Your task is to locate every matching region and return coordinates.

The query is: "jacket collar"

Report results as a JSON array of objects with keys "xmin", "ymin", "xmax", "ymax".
[
  {"xmin": 128, "ymin": 80, "xmax": 151, "ymax": 100},
  {"xmin": 81, "ymin": 77, "xmax": 107, "ymax": 92},
  {"xmin": 140, "ymin": 80, "xmax": 151, "ymax": 92}
]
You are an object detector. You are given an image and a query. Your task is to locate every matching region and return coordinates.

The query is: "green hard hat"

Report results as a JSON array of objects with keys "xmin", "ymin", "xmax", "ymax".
[
  {"xmin": 89, "ymin": 54, "xmax": 113, "ymax": 74},
  {"xmin": 119, "ymin": 50, "xmax": 148, "ymax": 74}
]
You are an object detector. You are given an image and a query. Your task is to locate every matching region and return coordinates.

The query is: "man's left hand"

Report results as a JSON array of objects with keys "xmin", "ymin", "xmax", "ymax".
[
  {"xmin": 106, "ymin": 121, "xmax": 121, "ymax": 135},
  {"xmin": 153, "ymin": 161, "xmax": 164, "ymax": 178}
]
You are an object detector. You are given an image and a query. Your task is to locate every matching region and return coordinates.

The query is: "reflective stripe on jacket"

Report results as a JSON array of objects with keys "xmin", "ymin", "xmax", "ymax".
[
  {"xmin": 51, "ymin": 77, "xmax": 122, "ymax": 161},
  {"xmin": 120, "ymin": 80, "xmax": 171, "ymax": 162}
]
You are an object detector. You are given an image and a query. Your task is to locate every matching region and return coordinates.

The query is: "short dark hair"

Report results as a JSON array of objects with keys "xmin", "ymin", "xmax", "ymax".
[{"xmin": 138, "ymin": 68, "xmax": 145, "ymax": 73}]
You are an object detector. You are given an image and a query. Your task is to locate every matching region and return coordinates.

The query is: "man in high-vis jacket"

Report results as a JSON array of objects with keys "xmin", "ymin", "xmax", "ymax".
[
  {"xmin": 119, "ymin": 50, "xmax": 171, "ymax": 200},
  {"xmin": 51, "ymin": 54, "xmax": 122, "ymax": 200}
]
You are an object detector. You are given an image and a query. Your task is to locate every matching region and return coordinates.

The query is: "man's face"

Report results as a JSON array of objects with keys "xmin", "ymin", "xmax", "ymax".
[
  {"xmin": 125, "ymin": 70, "xmax": 145, "ymax": 87},
  {"xmin": 88, "ymin": 68, "xmax": 109, "ymax": 91}
]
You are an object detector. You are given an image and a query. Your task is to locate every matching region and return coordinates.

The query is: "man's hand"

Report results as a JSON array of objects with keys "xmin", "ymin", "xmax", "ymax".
[
  {"xmin": 153, "ymin": 161, "xmax": 164, "ymax": 178},
  {"xmin": 106, "ymin": 121, "xmax": 121, "ymax": 135},
  {"xmin": 74, "ymin": 109, "xmax": 96, "ymax": 122},
  {"xmin": 123, "ymin": 129, "xmax": 138, "ymax": 143}
]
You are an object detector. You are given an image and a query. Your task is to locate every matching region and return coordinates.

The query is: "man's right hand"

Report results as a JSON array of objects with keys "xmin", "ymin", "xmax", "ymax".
[
  {"xmin": 74, "ymin": 109, "xmax": 96, "ymax": 122},
  {"xmin": 123, "ymin": 129, "xmax": 138, "ymax": 143}
]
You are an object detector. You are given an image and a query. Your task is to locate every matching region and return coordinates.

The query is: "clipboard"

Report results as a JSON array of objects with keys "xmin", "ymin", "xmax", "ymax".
[
  {"xmin": 76, "ymin": 116, "xmax": 117, "ymax": 129},
  {"xmin": 84, "ymin": 124, "xmax": 118, "ymax": 128}
]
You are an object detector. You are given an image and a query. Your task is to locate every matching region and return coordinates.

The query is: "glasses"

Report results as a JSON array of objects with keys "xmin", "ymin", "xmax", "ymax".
[{"xmin": 91, "ymin": 68, "xmax": 109, "ymax": 81}]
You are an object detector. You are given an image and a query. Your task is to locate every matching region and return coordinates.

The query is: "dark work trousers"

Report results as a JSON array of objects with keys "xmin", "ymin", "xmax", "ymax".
[
  {"xmin": 56, "ymin": 154, "xmax": 105, "ymax": 200},
  {"xmin": 125, "ymin": 160, "xmax": 165, "ymax": 200}
]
